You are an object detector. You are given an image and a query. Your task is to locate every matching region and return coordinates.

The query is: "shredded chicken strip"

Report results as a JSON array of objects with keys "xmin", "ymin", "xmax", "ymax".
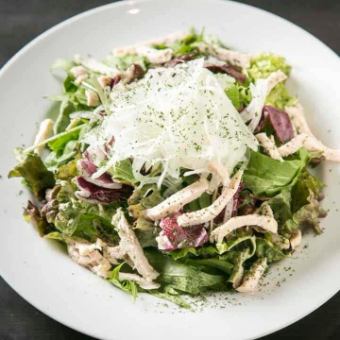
[
  {"xmin": 97, "ymin": 75, "xmax": 114, "ymax": 88},
  {"xmin": 118, "ymin": 273, "xmax": 160, "ymax": 290},
  {"xmin": 290, "ymin": 229, "xmax": 302, "ymax": 250},
  {"xmin": 145, "ymin": 31, "xmax": 189, "ymax": 47},
  {"xmin": 113, "ymin": 45, "xmax": 173, "ymax": 64},
  {"xmin": 135, "ymin": 46, "xmax": 173, "ymax": 64},
  {"xmin": 223, "ymin": 200, "xmax": 234, "ymax": 223},
  {"xmin": 144, "ymin": 177, "xmax": 209, "ymax": 220},
  {"xmin": 241, "ymin": 71, "xmax": 287, "ymax": 130},
  {"xmin": 256, "ymin": 102, "xmax": 340, "ymax": 161},
  {"xmin": 85, "ymin": 89, "xmax": 100, "ymax": 107},
  {"xmin": 256, "ymin": 133, "xmax": 283, "ymax": 160},
  {"xmin": 113, "ymin": 209, "xmax": 159, "ymax": 282},
  {"xmin": 66, "ymin": 237, "xmax": 159, "ymax": 289},
  {"xmin": 278, "ymin": 133, "xmax": 340, "ymax": 161},
  {"xmin": 208, "ymin": 161, "xmax": 230, "ymax": 186},
  {"xmin": 211, "ymin": 214, "xmax": 278, "ymax": 244},
  {"xmin": 282, "ymin": 103, "xmax": 340, "ymax": 161},
  {"xmin": 236, "ymin": 258, "xmax": 268, "ymax": 293},
  {"xmin": 70, "ymin": 65, "xmax": 88, "ymax": 85},
  {"xmin": 285, "ymin": 102, "xmax": 313, "ymax": 135},
  {"xmin": 112, "ymin": 31, "xmax": 187, "ymax": 57},
  {"xmin": 67, "ymin": 239, "xmax": 111, "ymax": 278},
  {"xmin": 213, "ymin": 46, "xmax": 251, "ymax": 69},
  {"xmin": 33, "ymin": 119, "xmax": 54, "ymax": 155},
  {"xmin": 177, "ymin": 170, "xmax": 243, "ymax": 227},
  {"xmin": 266, "ymin": 70, "xmax": 287, "ymax": 93},
  {"xmin": 198, "ymin": 42, "xmax": 251, "ymax": 69},
  {"xmin": 74, "ymin": 55, "xmax": 120, "ymax": 77}
]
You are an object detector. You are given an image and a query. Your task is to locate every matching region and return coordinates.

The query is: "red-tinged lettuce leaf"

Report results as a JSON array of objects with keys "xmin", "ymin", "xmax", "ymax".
[
  {"xmin": 24, "ymin": 201, "xmax": 53, "ymax": 236},
  {"xmin": 75, "ymin": 176, "xmax": 130, "ymax": 204},
  {"xmin": 78, "ymin": 157, "xmax": 122, "ymax": 189},
  {"xmin": 157, "ymin": 214, "xmax": 208, "ymax": 251}
]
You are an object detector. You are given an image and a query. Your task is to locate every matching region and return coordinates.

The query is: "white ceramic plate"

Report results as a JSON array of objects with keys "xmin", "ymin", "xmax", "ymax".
[{"xmin": 1, "ymin": 1, "xmax": 340, "ymax": 339}]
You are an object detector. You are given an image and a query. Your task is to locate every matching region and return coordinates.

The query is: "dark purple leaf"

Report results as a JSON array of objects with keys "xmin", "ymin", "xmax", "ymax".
[
  {"xmin": 131, "ymin": 64, "xmax": 145, "ymax": 79},
  {"xmin": 205, "ymin": 63, "xmax": 246, "ymax": 83},
  {"xmin": 263, "ymin": 105, "xmax": 294, "ymax": 143},
  {"xmin": 165, "ymin": 53, "xmax": 197, "ymax": 67},
  {"xmin": 110, "ymin": 75, "xmax": 121, "ymax": 88}
]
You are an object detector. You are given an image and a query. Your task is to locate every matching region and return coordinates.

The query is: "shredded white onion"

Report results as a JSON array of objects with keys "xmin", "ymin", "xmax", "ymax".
[{"xmin": 83, "ymin": 59, "xmax": 257, "ymax": 181}]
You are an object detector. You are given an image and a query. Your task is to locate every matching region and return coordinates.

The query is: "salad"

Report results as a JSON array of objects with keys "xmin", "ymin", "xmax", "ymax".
[{"xmin": 9, "ymin": 29, "xmax": 340, "ymax": 307}]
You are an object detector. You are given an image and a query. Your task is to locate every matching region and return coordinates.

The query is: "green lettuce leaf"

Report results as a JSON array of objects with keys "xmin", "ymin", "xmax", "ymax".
[
  {"xmin": 291, "ymin": 170, "xmax": 323, "ymax": 212},
  {"xmin": 247, "ymin": 53, "xmax": 296, "ymax": 110},
  {"xmin": 55, "ymin": 159, "xmax": 79, "ymax": 180},
  {"xmin": 167, "ymin": 247, "xmax": 199, "ymax": 261},
  {"xmin": 108, "ymin": 263, "xmax": 138, "ymax": 299},
  {"xmin": 44, "ymin": 231, "xmax": 65, "ymax": 241},
  {"xmin": 128, "ymin": 184, "xmax": 163, "ymax": 218},
  {"xmin": 184, "ymin": 257, "xmax": 234, "ymax": 275},
  {"xmin": 285, "ymin": 200, "xmax": 322, "ymax": 234},
  {"xmin": 228, "ymin": 249, "xmax": 251, "ymax": 287},
  {"xmin": 265, "ymin": 82, "xmax": 296, "ymax": 110},
  {"xmin": 185, "ymin": 192, "xmax": 212, "ymax": 212},
  {"xmin": 216, "ymin": 234, "xmax": 256, "ymax": 255},
  {"xmin": 44, "ymin": 140, "xmax": 79, "ymax": 171},
  {"xmin": 243, "ymin": 149, "xmax": 309, "ymax": 196},
  {"xmin": 145, "ymin": 250, "xmax": 225, "ymax": 295},
  {"xmin": 149, "ymin": 291, "xmax": 190, "ymax": 309},
  {"xmin": 255, "ymin": 238, "xmax": 286, "ymax": 263},
  {"xmin": 225, "ymin": 83, "xmax": 252, "ymax": 111},
  {"xmin": 8, "ymin": 153, "xmax": 55, "ymax": 198},
  {"xmin": 109, "ymin": 159, "xmax": 137, "ymax": 186},
  {"xmin": 267, "ymin": 189, "xmax": 292, "ymax": 226},
  {"xmin": 284, "ymin": 170, "xmax": 324, "ymax": 234},
  {"xmin": 155, "ymin": 29, "xmax": 204, "ymax": 57},
  {"xmin": 247, "ymin": 53, "xmax": 291, "ymax": 81},
  {"xmin": 134, "ymin": 217, "xmax": 158, "ymax": 248},
  {"xmin": 47, "ymin": 127, "xmax": 81, "ymax": 153},
  {"xmin": 171, "ymin": 32, "xmax": 204, "ymax": 56},
  {"xmin": 53, "ymin": 75, "xmax": 90, "ymax": 133},
  {"xmin": 45, "ymin": 181, "xmax": 119, "ymax": 242}
]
